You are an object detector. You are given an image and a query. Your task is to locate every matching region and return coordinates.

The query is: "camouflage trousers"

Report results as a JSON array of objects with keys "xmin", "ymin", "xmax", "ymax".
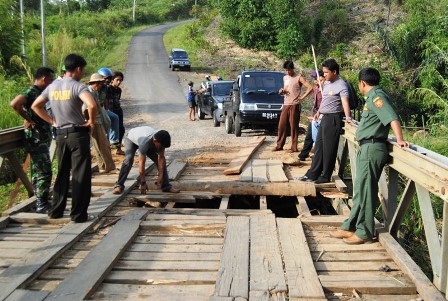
[{"xmin": 24, "ymin": 137, "xmax": 52, "ymax": 201}]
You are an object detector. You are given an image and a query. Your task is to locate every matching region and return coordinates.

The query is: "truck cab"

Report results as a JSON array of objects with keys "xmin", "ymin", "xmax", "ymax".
[{"xmin": 223, "ymin": 70, "xmax": 284, "ymax": 136}]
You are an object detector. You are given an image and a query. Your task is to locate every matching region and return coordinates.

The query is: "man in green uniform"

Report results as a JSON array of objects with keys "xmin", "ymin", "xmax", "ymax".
[
  {"xmin": 330, "ymin": 67, "xmax": 410, "ymax": 244},
  {"xmin": 10, "ymin": 67, "xmax": 55, "ymax": 213}
]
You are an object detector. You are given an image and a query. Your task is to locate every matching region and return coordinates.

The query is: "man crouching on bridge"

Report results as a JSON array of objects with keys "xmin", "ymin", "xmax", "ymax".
[
  {"xmin": 113, "ymin": 126, "xmax": 180, "ymax": 194},
  {"xmin": 330, "ymin": 67, "xmax": 410, "ymax": 244}
]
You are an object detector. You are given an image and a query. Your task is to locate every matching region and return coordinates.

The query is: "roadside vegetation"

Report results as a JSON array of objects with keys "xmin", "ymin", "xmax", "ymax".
[{"xmin": 1, "ymin": 0, "xmax": 447, "ymax": 281}]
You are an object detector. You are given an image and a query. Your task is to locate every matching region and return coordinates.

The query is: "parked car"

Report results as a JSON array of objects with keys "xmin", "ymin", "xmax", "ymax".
[
  {"xmin": 223, "ymin": 70, "xmax": 284, "ymax": 136},
  {"xmin": 168, "ymin": 48, "xmax": 191, "ymax": 71},
  {"xmin": 197, "ymin": 80, "xmax": 234, "ymax": 127}
]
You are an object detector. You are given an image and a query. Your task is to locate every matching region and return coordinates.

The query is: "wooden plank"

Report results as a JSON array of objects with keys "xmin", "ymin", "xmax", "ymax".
[
  {"xmin": 296, "ymin": 196, "xmax": 311, "ymax": 217},
  {"xmin": 145, "ymin": 214, "xmax": 226, "ymax": 221},
  {"xmin": 219, "ymin": 196, "xmax": 230, "ymax": 210},
  {"xmin": 307, "ymin": 243, "xmax": 385, "ymax": 252},
  {"xmin": 239, "ymin": 160, "xmax": 252, "ymax": 182},
  {"xmin": 223, "ymin": 136, "xmax": 265, "ymax": 175},
  {"xmin": 315, "ymin": 261, "xmax": 398, "ymax": 272},
  {"xmin": 378, "ymin": 228, "xmax": 446, "ymax": 300},
  {"xmin": 252, "ymin": 159, "xmax": 268, "ymax": 183},
  {"xmin": 0, "ymin": 222, "xmax": 94, "ymax": 300},
  {"xmin": 142, "ymin": 208, "xmax": 272, "ymax": 217},
  {"xmin": 8, "ymin": 212, "xmax": 70, "ymax": 225},
  {"xmin": 332, "ymin": 175, "xmax": 347, "ymax": 193},
  {"xmin": 127, "ymin": 243, "xmax": 223, "ymax": 253},
  {"xmin": 250, "ymin": 215, "xmax": 287, "ymax": 294},
  {"xmin": 214, "ymin": 216, "xmax": 249, "ymax": 299},
  {"xmin": 5, "ymin": 289, "xmax": 49, "ymax": 301},
  {"xmin": 134, "ymin": 236, "xmax": 223, "ymax": 244},
  {"xmin": 121, "ymin": 252, "xmax": 221, "ymax": 262},
  {"xmin": 127, "ymin": 194, "xmax": 196, "ymax": 203},
  {"xmin": 300, "ymin": 215, "xmax": 347, "ymax": 227},
  {"xmin": 267, "ymin": 159, "xmax": 288, "ymax": 182},
  {"xmin": 150, "ymin": 181, "xmax": 316, "ymax": 197},
  {"xmin": 2, "ymin": 197, "xmax": 37, "ymax": 217},
  {"xmin": 320, "ymin": 273, "xmax": 417, "ymax": 295},
  {"xmin": 311, "ymin": 251, "xmax": 391, "ymax": 262},
  {"xmin": 92, "ymin": 283, "xmax": 214, "ymax": 300},
  {"xmin": 167, "ymin": 159, "xmax": 187, "ymax": 180},
  {"xmin": 46, "ymin": 209, "xmax": 148, "ymax": 301},
  {"xmin": 141, "ymin": 219, "xmax": 226, "ymax": 226},
  {"xmin": 114, "ymin": 260, "xmax": 219, "ymax": 271},
  {"xmin": 106, "ymin": 270, "xmax": 217, "ymax": 285},
  {"xmin": 277, "ymin": 218, "xmax": 325, "ymax": 299}
]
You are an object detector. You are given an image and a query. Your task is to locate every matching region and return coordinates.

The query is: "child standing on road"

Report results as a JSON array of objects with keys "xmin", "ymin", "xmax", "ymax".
[{"xmin": 187, "ymin": 81, "xmax": 197, "ymax": 121}]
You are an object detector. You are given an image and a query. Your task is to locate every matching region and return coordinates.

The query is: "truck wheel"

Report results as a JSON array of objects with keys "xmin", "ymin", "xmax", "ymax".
[
  {"xmin": 234, "ymin": 115, "xmax": 242, "ymax": 137},
  {"xmin": 213, "ymin": 111, "xmax": 220, "ymax": 127},
  {"xmin": 225, "ymin": 115, "xmax": 233, "ymax": 134},
  {"xmin": 171, "ymin": 65, "xmax": 175, "ymax": 71},
  {"xmin": 198, "ymin": 106, "xmax": 205, "ymax": 120}
]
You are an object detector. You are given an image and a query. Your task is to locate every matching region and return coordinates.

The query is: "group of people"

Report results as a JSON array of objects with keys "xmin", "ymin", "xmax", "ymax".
[
  {"xmin": 11, "ymin": 53, "xmax": 179, "ymax": 223},
  {"xmin": 274, "ymin": 58, "xmax": 410, "ymax": 244}
]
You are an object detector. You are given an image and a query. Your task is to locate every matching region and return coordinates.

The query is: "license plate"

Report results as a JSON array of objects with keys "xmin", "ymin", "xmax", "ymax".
[{"xmin": 262, "ymin": 113, "xmax": 278, "ymax": 119}]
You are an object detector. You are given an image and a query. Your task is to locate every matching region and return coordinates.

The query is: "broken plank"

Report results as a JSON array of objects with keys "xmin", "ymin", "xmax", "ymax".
[
  {"xmin": 223, "ymin": 136, "xmax": 265, "ymax": 175},
  {"xmin": 267, "ymin": 160, "xmax": 288, "ymax": 182},
  {"xmin": 46, "ymin": 209, "xmax": 148, "ymax": 301},
  {"xmin": 167, "ymin": 159, "xmax": 187, "ymax": 181},
  {"xmin": 252, "ymin": 159, "xmax": 268, "ymax": 183},
  {"xmin": 277, "ymin": 218, "xmax": 325, "ymax": 299},
  {"xmin": 214, "ymin": 216, "xmax": 249, "ymax": 299},
  {"xmin": 250, "ymin": 214, "xmax": 287, "ymax": 294}
]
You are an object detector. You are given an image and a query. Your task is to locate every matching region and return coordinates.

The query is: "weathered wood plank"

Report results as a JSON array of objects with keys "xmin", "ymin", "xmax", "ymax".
[
  {"xmin": 252, "ymin": 159, "xmax": 268, "ymax": 183},
  {"xmin": 267, "ymin": 160, "xmax": 288, "ymax": 182},
  {"xmin": 259, "ymin": 196, "xmax": 267, "ymax": 210},
  {"xmin": 114, "ymin": 260, "xmax": 220, "ymax": 271},
  {"xmin": 315, "ymin": 261, "xmax": 398, "ymax": 272},
  {"xmin": 0, "ymin": 222, "xmax": 94, "ymax": 300},
  {"xmin": 4, "ymin": 289, "xmax": 49, "ymax": 301},
  {"xmin": 378, "ymin": 229, "xmax": 446, "ymax": 301},
  {"xmin": 214, "ymin": 216, "xmax": 249, "ymax": 299},
  {"xmin": 127, "ymin": 194, "xmax": 196, "ymax": 203},
  {"xmin": 224, "ymin": 136, "xmax": 265, "ymax": 175},
  {"xmin": 307, "ymin": 243, "xmax": 385, "ymax": 252},
  {"xmin": 277, "ymin": 218, "xmax": 325, "ymax": 299},
  {"xmin": 106, "ymin": 270, "xmax": 217, "ymax": 285},
  {"xmin": 240, "ymin": 160, "xmax": 252, "ymax": 182},
  {"xmin": 250, "ymin": 214, "xmax": 287, "ymax": 295},
  {"xmin": 311, "ymin": 251, "xmax": 391, "ymax": 262},
  {"xmin": 219, "ymin": 196, "xmax": 230, "ymax": 210},
  {"xmin": 150, "ymin": 181, "xmax": 316, "ymax": 197},
  {"xmin": 300, "ymin": 215, "xmax": 347, "ymax": 227},
  {"xmin": 142, "ymin": 208, "xmax": 272, "ymax": 217},
  {"xmin": 121, "ymin": 252, "xmax": 221, "ymax": 262},
  {"xmin": 145, "ymin": 214, "xmax": 226, "ymax": 221},
  {"xmin": 320, "ymin": 273, "xmax": 417, "ymax": 295},
  {"xmin": 296, "ymin": 196, "xmax": 311, "ymax": 217},
  {"xmin": 127, "ymin": 243, "xmax": 223, "ymax": 253},
  {"xmin": 92, "ymin": 283, "xmax": 214, "ymax": 301},
  {"xmin": 167, "ymin": 159, "xmax": 187, "ymax": 180},
  {"xmin": 134, "ymin": 235, "xmax": 223, "ymax": 244},
  {"xmin": 46, "ymin": 209, "xmax": 148, "ymax": 301}
]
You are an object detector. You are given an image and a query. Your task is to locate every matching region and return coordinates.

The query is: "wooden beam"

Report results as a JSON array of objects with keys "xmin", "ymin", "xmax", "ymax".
[
  {"xmin": 259, "ymin": 196, "xmax": 267, "ymax": 210},
  {"xmin": 219, "ymin": 196, "xmax": 230, "ymax": 210},
  {"xmin": 213, "ymin": 216, "xmax": 249, "ymax": 299},
  {"xmin": 390, "ymin": 180, "xmax": 416, "ymax": 237},
  {"xmin": 5, "ymin": 152, "xmax": 33, "ymax": 197},
  {"xmin": 267, "ymin": 160, "xmax": 288, "ymax": 182},
  {"xmin": 167, "ymin": 159, "xmax": 187, "ymax": 181},
  {"xmin": 223, "ymin": 136, "xmax": 265, "ymax": 175},
  {"xmin": 5, "ymin": 289, "xmax": 49, "ymax": 301},
  {"xmin": 378, "ymin": 229, "xmax": 446, "ymax": 301},
  {"xmin": 296, "ymin": 196, "xmax": 311, "ymax": 217},
  {"xmin": 148, "ymin": 181, "xmax": 316, "ymax": 197},
  {"xmin": 240, "ymin": 160, "xmax": 252, "ymax": 182},
  {"xmin": 46, "ymin": 210, "xmax": 148, "ymax": 301},
  {"xmin": 252, "ymin": 159, "xmax": 268, "ymax": 183},
  {"xmin": 277, "ymin": 218, "xmax": 325, "ymax": 299}
]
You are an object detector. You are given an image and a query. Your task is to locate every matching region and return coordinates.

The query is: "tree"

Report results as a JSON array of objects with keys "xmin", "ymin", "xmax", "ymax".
[{"xmin": 0, "ymin": 0, "xmax": 22, "ymax": 71}]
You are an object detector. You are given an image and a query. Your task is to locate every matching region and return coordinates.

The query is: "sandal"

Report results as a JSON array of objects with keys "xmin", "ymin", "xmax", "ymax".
[
  {"xmin": 112, "ymin": 186, "xmax": 123, "ymax": 194},
  {"xmin": 116, "ymin": 149, "xmax": 125, "ymax": 155}
]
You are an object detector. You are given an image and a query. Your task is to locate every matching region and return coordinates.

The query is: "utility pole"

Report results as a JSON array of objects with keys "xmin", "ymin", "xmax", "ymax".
[
  {"xmin": 19, "ymin": 0, "xmax": 26, "ymax": 59},
  {"xmin": 133, "ymin": 0, "xmax": 136, "ymax": 22},
  {"xmin": 40, "ymin": 0, "xmax": 47, "ymax": 66}
]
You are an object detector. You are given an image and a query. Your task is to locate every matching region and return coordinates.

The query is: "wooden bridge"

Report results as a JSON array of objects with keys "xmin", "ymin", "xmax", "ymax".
[{"xmin": 0, "ymin": 124, "xmax": 447, "ymax": 300}]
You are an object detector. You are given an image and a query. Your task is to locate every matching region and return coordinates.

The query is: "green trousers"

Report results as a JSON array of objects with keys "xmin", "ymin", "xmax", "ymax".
[{"xmin": 341, "ymin": 142, "xmax": 389, "ymax": 239}]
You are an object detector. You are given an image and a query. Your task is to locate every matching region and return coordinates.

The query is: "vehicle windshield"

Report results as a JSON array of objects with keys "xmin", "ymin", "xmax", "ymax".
[
  {"xmin": 241, "ymin": 73, "xmax": 283, "ymax": 95},
  {"xmin": 173, "ymin": 51, "xmax": 188, "ymax": 59},
  {"xmin": 212, "ymin": 83, "xmax": 233, "ymax": 96}
]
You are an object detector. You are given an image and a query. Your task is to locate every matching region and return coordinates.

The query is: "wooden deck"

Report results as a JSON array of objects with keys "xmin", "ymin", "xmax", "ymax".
[{"xmin": 0, "ymin": 143, "xmax": 443, "ymax": 301}]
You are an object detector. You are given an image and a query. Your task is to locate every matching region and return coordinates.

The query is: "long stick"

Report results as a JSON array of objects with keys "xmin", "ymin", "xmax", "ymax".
[{"xmin": 311, "ymin": 45, "xmax": 323, "ymax": 93}]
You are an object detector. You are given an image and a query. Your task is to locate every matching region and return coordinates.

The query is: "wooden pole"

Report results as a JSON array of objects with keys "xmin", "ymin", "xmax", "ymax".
[{"xmin": 311, "ymin": 45, "xmax": 323, "ymax": 93}]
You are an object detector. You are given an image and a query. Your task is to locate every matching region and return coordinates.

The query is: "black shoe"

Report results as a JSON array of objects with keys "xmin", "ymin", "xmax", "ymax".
[
  {"xmin": 297, "ymin": 175, "xmax": 314, "ymax": 182},
  {"xmin": 35, "ymin": 200, "xmax": 52, "ymax": 214},
  {"xmin": 315, "ymin": 177, "xmax": 330, "ymax": 184},
  {"xmin": 71, "ymin": 214, "xmax": 96, "ymax": 223},
  {"xmin": 298, "ymin": 157, "xmax": 307, "ymax": 162}
]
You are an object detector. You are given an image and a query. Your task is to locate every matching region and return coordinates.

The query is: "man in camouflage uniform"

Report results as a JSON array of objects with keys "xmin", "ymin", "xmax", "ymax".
[
  {"xmin": 10, "ymin": 67, "xmax": 55, "ymax": 213},
  {"xmin": 330, "ymin": 67, "xmax": 410, "ymax": 244}
]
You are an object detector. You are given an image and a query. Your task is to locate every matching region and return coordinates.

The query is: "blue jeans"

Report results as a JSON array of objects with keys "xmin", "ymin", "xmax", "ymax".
[{"xmin": 107, "ymin": 110, "xmax": 119, "ymax": 143}]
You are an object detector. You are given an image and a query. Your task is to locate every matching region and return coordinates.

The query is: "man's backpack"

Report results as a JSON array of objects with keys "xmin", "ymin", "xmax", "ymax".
[{"xmin": 345, "ymin": 80, "xmax": 361, "ymax": 110}]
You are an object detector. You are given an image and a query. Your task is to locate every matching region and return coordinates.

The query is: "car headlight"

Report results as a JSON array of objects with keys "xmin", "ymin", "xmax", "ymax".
[
  {"xmin": 240, "ymin": 103, "xmax": 256, "ymax": 111},
  {"xmin": 217, "ymin": 103, "xmax": 223, "ymax": 109}
]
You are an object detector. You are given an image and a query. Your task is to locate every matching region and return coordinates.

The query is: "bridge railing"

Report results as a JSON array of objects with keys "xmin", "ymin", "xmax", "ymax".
[{"xmin": 339, "ymin": 122, "xmax": 448, "ymax": 294}]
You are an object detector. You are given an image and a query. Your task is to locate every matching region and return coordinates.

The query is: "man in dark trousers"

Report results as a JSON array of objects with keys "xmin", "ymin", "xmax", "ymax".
[
  {"xmin": 32, "ymin": 53, "xmax": 97, "ymax": 223},
  {"xmin": 112, "ymin": 126, "xmax": 180, "ymax": 195},
  {"xmin": 298, "ymin": 69, "xmax": 325, "ymax": 161},
  {"xmin": 10, "ymin": 67, "xmax": 55, "ymax": 213},
  {"xmin": 331, "ymin": 67, "xmax": 409, "ymax": 244},
  {"xmin": 299, "ymin": 59, "xmax": 351, "ymax": 183}
]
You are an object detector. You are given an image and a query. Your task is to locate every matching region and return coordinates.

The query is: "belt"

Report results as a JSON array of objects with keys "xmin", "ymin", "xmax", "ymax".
[
  {"xmin": 56, "ymin": 126, "xmax": 90, "ymax": 136},
  {"xmin": 358, "ymin": 137, "xmax": 387, "ymax": 146}
]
